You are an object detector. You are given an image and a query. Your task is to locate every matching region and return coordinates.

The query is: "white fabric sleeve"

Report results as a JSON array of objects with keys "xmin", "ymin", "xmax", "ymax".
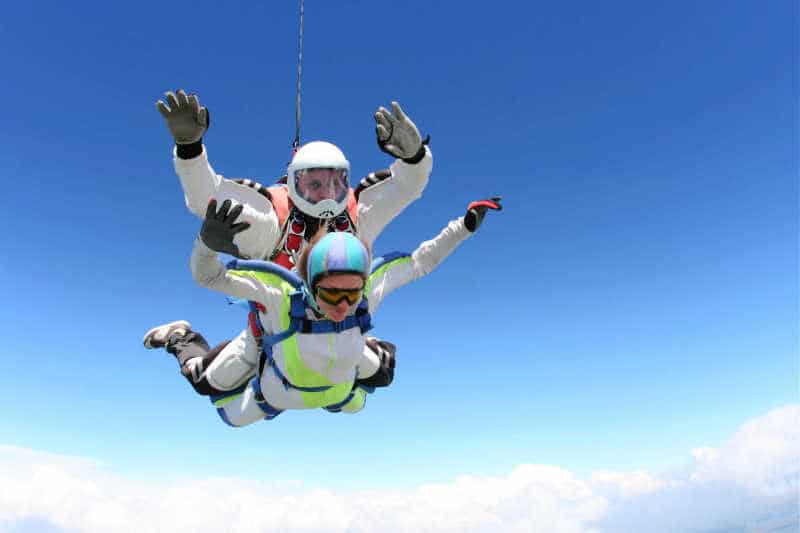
[
  {"xmin": 356, "ymin": 146, "xmax": 433, "ymax": 245},
  {"xmin": 356, "ymin": 343, "xmax": 381, "ymax": 379},
  {"xmin": 367, "ymin": 216, "xmax": 471, "ymax": 313},
  {"xmin": 229, "ymin": 201, "xmax": 282, "ymax": 261},
  {"xmin": 174, "ymin": 146, "xmax": 283, "ymax": 260},
  {"xmin": 190, "ymin": 237, "xmax": 283, "ymax": 311},
  {"xmin": 173, "ymin": 145, "xmax": 222, "ymax": 218}
]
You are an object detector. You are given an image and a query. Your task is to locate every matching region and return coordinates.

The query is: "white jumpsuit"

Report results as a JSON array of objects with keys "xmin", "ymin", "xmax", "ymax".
[
  {"xmin": 174, "ymin": 145, "xmax": 433, "ymax": 390},
  {"xmin": 174, "ymin": 145, "xmax": 433, "ymax": 255},
  {"xmin": 190, "ymin": 217, "xmax": 472, "ymax": 426}
]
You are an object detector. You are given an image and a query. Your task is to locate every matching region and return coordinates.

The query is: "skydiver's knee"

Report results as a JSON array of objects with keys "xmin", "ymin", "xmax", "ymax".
[
  {"xmin": 215, "ymin": 406, "xmax": 263, "ymax": 427},
  {"xmin": 204, "ymin": 347, "xmax": 256, "ymax": 391},
  {"xmin": 214, "ymin": 387, "xmax": 274, "ymax": 427},
  {"xmin": 216, "ymin": 407, "xmax": 244, "ymax": 427}
]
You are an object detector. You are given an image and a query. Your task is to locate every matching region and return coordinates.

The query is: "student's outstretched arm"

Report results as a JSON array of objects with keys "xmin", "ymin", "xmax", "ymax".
[{"xmin": 366, "ymin": 197, "xmax": 502, "ymax": 312}]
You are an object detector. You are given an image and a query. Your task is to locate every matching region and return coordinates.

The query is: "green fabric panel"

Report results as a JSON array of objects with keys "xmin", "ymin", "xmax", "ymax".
[
  {"xmin": 289, "ymin": 332, "xmax": 353, "ymax": 408},
  {"xmin": 283, "ymin": 328, "xmax": 333, "ymax": 398},
  {"xmin": 300, "ymin": 381, "xmax": 355, "ymax": 409},
  {"xmin": 228, "ymin": 269, "xmax": 293, "ymax": 328},
  {"xmin": 213, "ymin": 393, "xmax": 243, "ymax": 407},
  {"xmin": 365, "ymin": 256, "xmax": 411, "ymax": 294},
  {"xmin": 229, "ymin": 268, "xmax": 353, "ymax": 409},
  {"xmin": 340, "ymin": 388, "xmax": 367, "ymax": 413},
  {"xmin": 228, "ymin": 270, "xmax": 293, "ymax": 292}
]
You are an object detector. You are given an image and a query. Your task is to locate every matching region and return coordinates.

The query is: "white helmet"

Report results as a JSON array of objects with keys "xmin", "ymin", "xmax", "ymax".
[{"xmin": 287, "ymin": 141, "xmax": 351, "ymax": 218}]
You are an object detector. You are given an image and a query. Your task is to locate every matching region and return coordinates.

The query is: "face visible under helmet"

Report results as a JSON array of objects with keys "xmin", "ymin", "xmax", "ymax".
[
  {"xmin": 287, "ymin": 141, "xmax": 351, "ymax": 219},
  {"xmin": 304, "ymin": 232, "xmax": 370, "ymax": 310}
]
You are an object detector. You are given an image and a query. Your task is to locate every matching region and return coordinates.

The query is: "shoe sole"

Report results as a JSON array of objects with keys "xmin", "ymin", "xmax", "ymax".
[{"xmin": 143, "ymin": 320, "xmax": 191, "ymax": 349}]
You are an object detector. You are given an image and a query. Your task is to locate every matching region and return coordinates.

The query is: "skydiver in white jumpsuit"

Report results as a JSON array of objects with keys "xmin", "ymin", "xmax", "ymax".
[
  {"xmin": 168, "ymin": 194, "xmax": 502, "ymax": 424},
  {"xmin": 144, "ymin": 89, "xmax": 434, "ymax": 396}
]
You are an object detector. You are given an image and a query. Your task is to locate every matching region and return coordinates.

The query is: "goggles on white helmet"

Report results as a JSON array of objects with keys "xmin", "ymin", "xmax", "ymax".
[{"xmin": 287, "ymin": 141, "xmax": 351, "ymax": 219}]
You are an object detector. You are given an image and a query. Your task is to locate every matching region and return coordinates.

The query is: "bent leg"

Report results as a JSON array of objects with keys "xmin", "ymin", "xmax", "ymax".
[
  {"xmin": 166, "ymin": 331, "xmax": 243, "ymax": 396},
  {"xmin": 180, "ymin": 339, "xmax": 232, "ymax": 395},
  {"xmin": 144, "ymin": 321, "xmax": 244, "ymax": 396},
  {"xmin": 212, "ymin": 382, "xmax": 275, "ymax": 427},
  {"xmin": 201, "ymin": 328, "xmax": 259, "ymax": 392}
]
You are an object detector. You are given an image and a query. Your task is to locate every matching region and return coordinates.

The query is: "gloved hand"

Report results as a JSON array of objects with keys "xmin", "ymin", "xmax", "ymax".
[
  {"xmin": 464, "ymin": 196, "xmax": 502, "ymax": 233},
  {"xmin": 200, "ymin": 199, "xmax": 250, "ymax": 257},
  {"xmin": 374, "ymin": 101, "xmax": 427, "ymax": 164},
  {"xmin": 356, "ymin": 338, "xmax": 396, "ymax": 389},
  {"xmin": 156, "ymin": 89, "xmax": 209, "ymax": 145}
]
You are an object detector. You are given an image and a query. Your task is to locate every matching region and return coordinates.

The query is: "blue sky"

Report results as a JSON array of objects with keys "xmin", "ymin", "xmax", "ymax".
[{"xmin": 0, "ymin": 0, "xmax": 796, "ymax": 506}]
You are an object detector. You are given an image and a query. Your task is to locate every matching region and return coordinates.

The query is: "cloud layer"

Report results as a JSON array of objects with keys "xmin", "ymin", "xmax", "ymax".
[{"xmin": 1, "ymin": 405, "xmax": 797, "ymax": 533}]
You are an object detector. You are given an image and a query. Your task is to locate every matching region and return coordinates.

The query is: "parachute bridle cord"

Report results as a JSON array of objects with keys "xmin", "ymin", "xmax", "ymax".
[{"xmin": 292, "ymin": 0, "xmax": 305, "ymax": 154}]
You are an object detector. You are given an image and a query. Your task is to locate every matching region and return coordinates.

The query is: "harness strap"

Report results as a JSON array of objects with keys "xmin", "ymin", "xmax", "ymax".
[
  {"xmin": 261, "ymin": 345, "xmax": 336, "ymax": 392},
  {"xmin": 250, "ymin": 377, "xmax": 283, "ymax": 419},
  {"xmin": 257, "ymin": 314, "xmax": 331, "ymax": 392},
  {"xmin": 323, "ymin": 367, "xmax": 371, "ymax": 413},
  {"xmin": 248, "ymin": 311, "xmax": 261, "ymax": 337},
  {"xmin": 323, "ymin": 389, "xmax": 356, "ymax": 412},
  {"xmin": 245, "ymin": 285, "xmax": 375, "ymax": 413},
  {"xmin": 355, "ymin": 303, "xmax": 373, "ymax": 334},
  {"xmin": 289, "ymin": 290, "xmax": 307, "ymax": 318},
  {"xmin": 261, "ymin": 317, "xmax": 302, "ymax": 348}
]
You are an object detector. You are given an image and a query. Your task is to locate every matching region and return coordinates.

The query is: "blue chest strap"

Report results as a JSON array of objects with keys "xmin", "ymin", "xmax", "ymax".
[
  {"xmin": 253, "ymin": 290, "xmax": 373, "ymax": 398},
  {"xmin": 222, "ymin": 258, "xmax": 374, "ymax": 418}
]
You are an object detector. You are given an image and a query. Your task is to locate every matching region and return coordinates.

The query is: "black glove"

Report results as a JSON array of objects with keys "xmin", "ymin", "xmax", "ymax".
[
  {"xmin": 200, "ymin": 199, "xmax": 250, "ymax": 257},
  {"xmin": 356, "ymin": 338, "xmax": 396, "ymax": 388},
  {"xmin": 464, "ymin": 196, "xmax": 502, "ymax": 233}
]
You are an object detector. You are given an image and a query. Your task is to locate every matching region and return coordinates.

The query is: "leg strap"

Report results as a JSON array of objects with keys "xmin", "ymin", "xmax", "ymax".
[{"xmin": 250, "ymin": 377, "xmax": 283, "ymax": 419}]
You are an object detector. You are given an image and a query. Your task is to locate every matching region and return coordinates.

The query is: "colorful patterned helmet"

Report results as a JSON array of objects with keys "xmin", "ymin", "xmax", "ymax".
[
  {"xmin": 306, "ymin": 232, "xmax": 370, "ymax": 288},
  {"xmin": 304, "ymin": 232, "xmax": 370, "ymax": 310}
]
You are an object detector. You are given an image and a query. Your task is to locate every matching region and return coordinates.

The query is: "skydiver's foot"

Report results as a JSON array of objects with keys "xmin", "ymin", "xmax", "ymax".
[{"xmin": 142, "ymin": 320, "xmax": 192, "ymax": 349}]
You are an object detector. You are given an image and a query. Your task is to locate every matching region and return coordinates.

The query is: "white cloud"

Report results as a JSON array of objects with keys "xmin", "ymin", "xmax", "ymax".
[{"xmin": 0, "ymin": 405, "xmax": 797, "ymax": 533}]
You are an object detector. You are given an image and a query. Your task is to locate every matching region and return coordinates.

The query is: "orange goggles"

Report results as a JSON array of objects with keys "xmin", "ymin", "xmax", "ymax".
[{"xmin": 315, "ymin": 286, "xmax": 363, "ymax": 306}]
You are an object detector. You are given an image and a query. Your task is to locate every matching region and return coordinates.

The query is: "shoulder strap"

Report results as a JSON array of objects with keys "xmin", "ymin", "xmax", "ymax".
[
  {"xmin": 251, "ymin": 291, "xmax": 371, "ymax": 341},
  {"xmin": 345, "ymin": 188, "xmax": 358, "ymax": 223},
  {"xmin": 253, "ymin": 292, "xmax": 371, "ymax": 395},
  {"xmin": 366, "ymin": 252, "xmax": 412, "ymax": 295},
  {"xmin": 226, "ymin": 258, "xmax": 304, "ymax": 289},
  {"xmin": 370, "ymin": 252, "xmax": 411, "ymax": 274},
  {"xmin": 266, "ymin": 184, "xmax": 291, "ymax": 228}
]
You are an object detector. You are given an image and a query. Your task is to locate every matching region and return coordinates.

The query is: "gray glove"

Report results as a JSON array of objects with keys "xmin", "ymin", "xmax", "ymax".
[
  {"xmin": 375, "ymin": 101, "xmax": 426, "ymax": 163},
  {"xmin": 156, "ymin": 89, "xmax": 209, "ymax": 145}
]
